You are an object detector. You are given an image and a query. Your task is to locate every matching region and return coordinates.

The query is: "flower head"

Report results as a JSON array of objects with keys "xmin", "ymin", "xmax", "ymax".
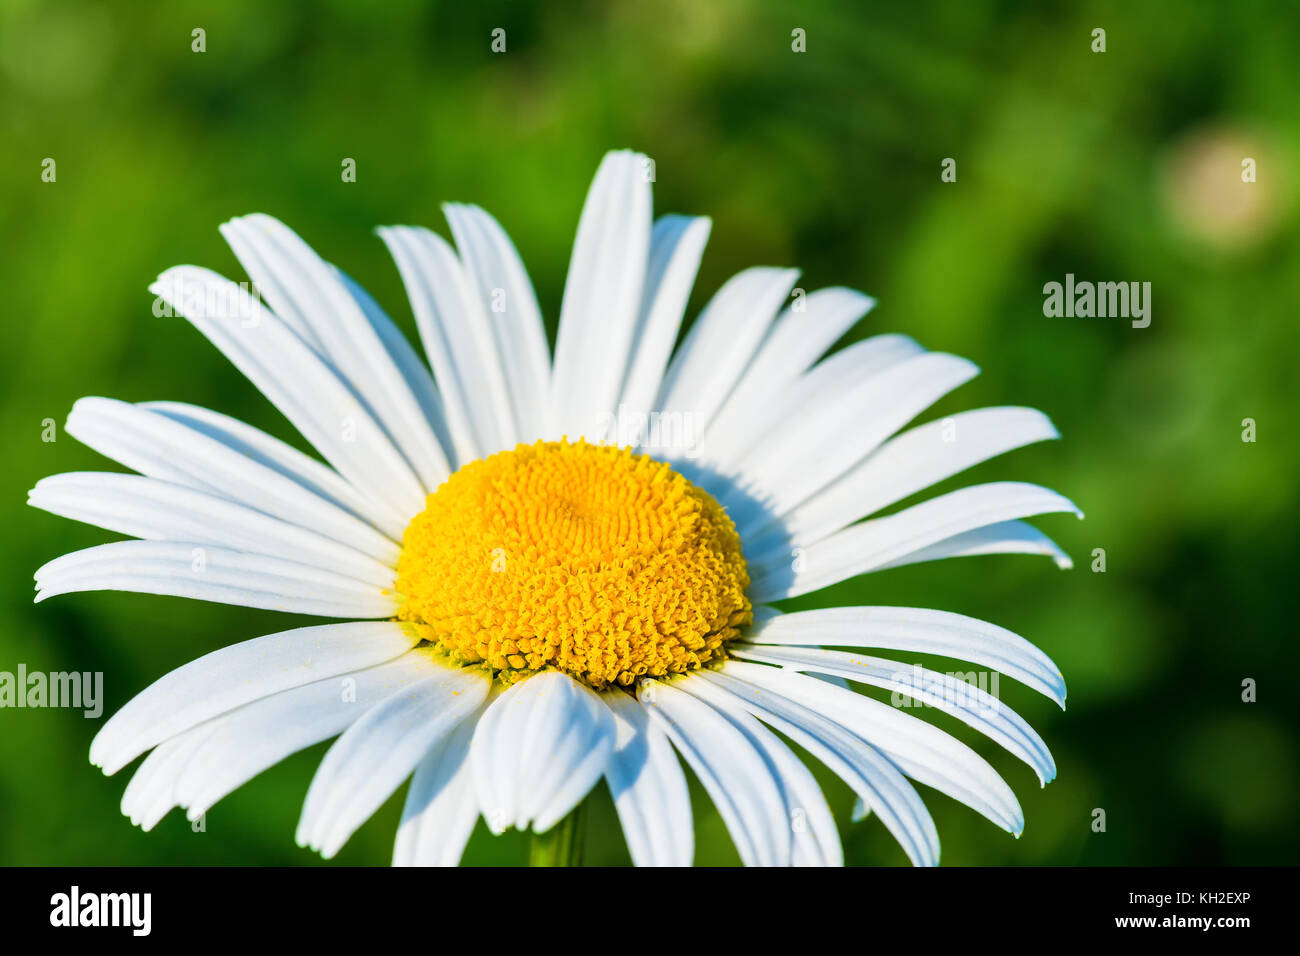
[{"xmin": 31, "ymin": 150, "xmax": 1078, "ymax": 866}]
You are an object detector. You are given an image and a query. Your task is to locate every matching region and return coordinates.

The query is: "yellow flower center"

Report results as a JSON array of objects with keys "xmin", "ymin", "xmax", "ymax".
[{"xmin": 395, "ymin": 440, "xmax": 752, "ymax": 689}]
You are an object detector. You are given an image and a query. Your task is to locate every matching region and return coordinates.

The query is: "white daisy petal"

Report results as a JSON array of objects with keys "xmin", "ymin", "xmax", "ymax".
[
  {"xmin": 731, "ymin": 644, "xmax": 1057, "ymax": 784},
  {"xmin": 296, "ymin": 664, "xmax": 490, "ymax": 859},
  {"xmin": 656, "ymin": 266, "xmax": 800, "ymax": 442},
  {"xmin": 751, "ymin": 481, "xmax": 1081, "ymax": 601},
  {"xmin": 811, "ymin": 672, "xmax": 852, "ymax": 690},
  {"xmin": 379, "ymin": 225, "xmax": 518, "ymax": 460},
  {"xmin": 727, "ymin": 661, "xmax": 1024, "ymax": 835},
  {"xmin": 121, "ymin": 723, "xmax": 216, "ymax": 831},
  {"xmin": 134, "ymin": 399, "xmax": 408, "ymax": 544},
  {"xmin": 743, "ymin": 605, "xmax": 1066, "ymax": 708},
  {"xmin": 693, "ymin": 666, "xmax": 939, "ymax": 867},
  {"xmin": 443, "ymin": 203, "xmax": 553, "ymax": 443},
  {"xmin": 35, "ymin": 541, "xmax": 396, "ymax": 620},
  {"xmin": 617, "ymin": 215, "xmax": 712, "ymax": 419},
  {"xmin": 469, "ymin": 672, "xmax": 616, "ymax": 835},
  {"xmin": 697, "ymin": 332, "xmax": 925, "ymax": 477},
  {"xmin": 150, "ymin": 266, "xmax": 426, "ymax": 520},
  {"xmin": 747, "ymin": 406, "xmax": 1060, "ymax": 554},
  {"xmin": 334, "ymin": 267, "xmax": 459, "ymax": 475},
  {"xmin": 676, "ymin": 674, "xmax": 841, "ymax": 867},
  {"xmin": 600, "ymin": 690, "xmax": 693, "ymax": 867},
  {"xmin": 66, "ymin": 397, "xmax": 403, "ymax": 555},
  {"xmin": 89, "ymin": 621, "xmax": 420, "ymax": 775},
  {"xmin": 725, "ymin": 352, "xmax": 979, "ymax": 526},
  {"xmin": 29, "ymin": 472, "xmax": 396, "ymax": 588},
  {"xmin": 219, "ymin": 215, "xmax": 452, "ymax": 492},
  {"xmin": 705, "ymin": 286, "xmax": 875, "ymax": 444},
  {"xmin": 637, "ymin": 678, "xmax": 791, "ymax": 866},
  {"xmin": 877, "ymin": 519, "xmax": 1074, "ymax": 571},
  {"xmin": 392, "ymin": 701, "xmax": 485, "ymax": 867},
  {"xmin": 551, "ymin": 150, "xmax": 653, "ymax": 442},
  {"xmin": 175, "ymin": 654, "xmax": 443, "ymax": 819},
  {"xmin": 215, "ymin": 216, "xmax": 325, "ymax": 352}
]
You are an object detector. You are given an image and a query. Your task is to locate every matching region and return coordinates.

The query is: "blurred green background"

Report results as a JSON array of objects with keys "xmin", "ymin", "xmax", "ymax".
[{"xmin": 2, "ymin": 0, "xmax": 1297, "ymax": 866}]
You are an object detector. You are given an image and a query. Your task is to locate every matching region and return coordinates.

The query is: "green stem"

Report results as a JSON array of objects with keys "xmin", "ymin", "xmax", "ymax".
[{"xmin": 529, "ymin": 801, "xmax": 586, "ymax": 866}]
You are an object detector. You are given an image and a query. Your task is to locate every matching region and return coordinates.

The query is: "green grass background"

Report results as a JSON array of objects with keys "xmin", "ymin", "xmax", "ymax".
[{"xmin": 1, "ymin": 0, "xmax": 1297, "ymax": 865}]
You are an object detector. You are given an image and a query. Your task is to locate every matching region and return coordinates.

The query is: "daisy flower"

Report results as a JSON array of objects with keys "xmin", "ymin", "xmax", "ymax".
[{"xmin": 30, "ymin": 150, "xmax": 1078, "ymax": 867}]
